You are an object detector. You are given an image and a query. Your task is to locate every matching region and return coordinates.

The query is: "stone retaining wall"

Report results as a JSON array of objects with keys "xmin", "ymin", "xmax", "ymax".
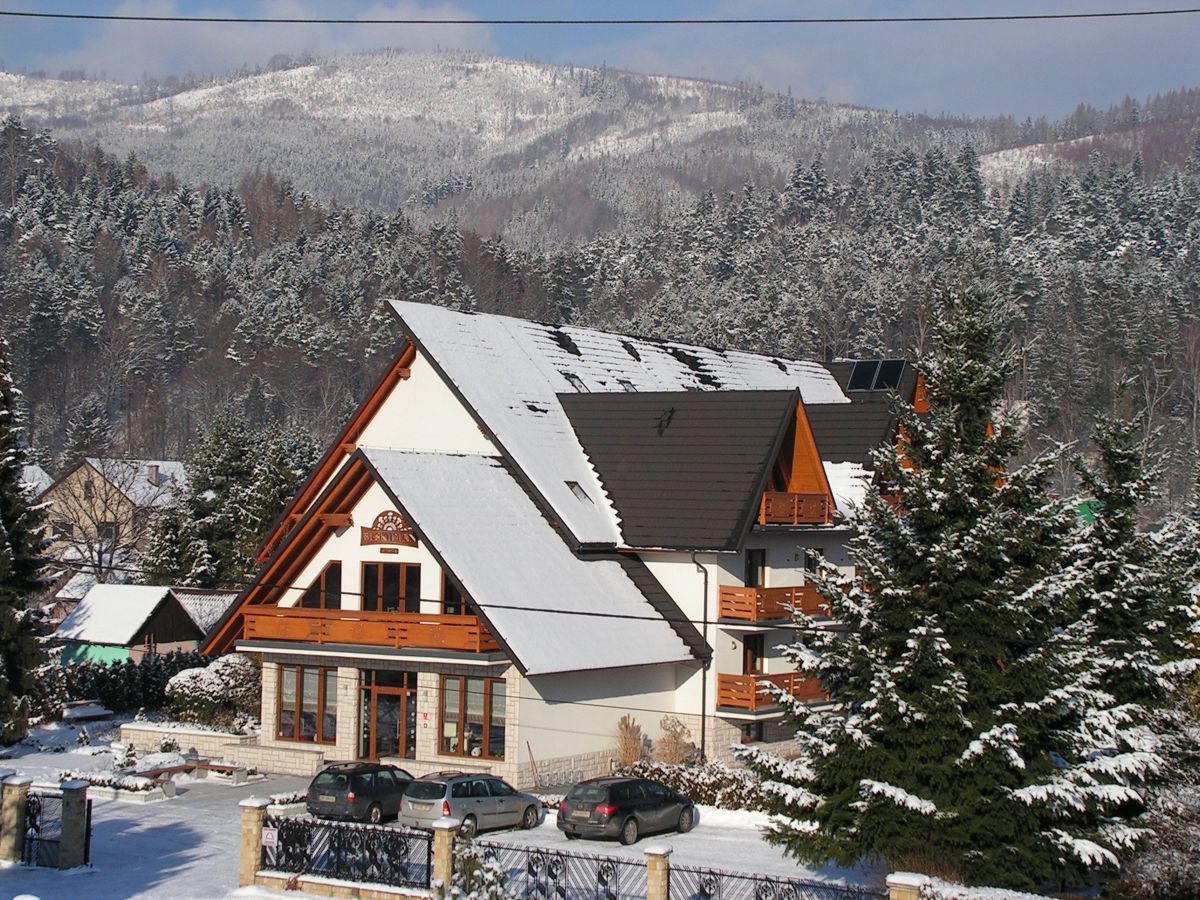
[
  {"xmin": 518, "ymin": 747, "xmax": 616, "ymax": 790},
  {"xmin": 225, "ymin": 741, "xmax": 327, "ymax": 777},
  {"xmin": 119, "ymin": 723, "xmax": 257, "ymax": 758}
]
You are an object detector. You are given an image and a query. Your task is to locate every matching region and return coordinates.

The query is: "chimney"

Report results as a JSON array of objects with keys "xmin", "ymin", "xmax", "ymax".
[{"xmin": 146, "ymin": 463, "xmax": 159, "ymax": 486}]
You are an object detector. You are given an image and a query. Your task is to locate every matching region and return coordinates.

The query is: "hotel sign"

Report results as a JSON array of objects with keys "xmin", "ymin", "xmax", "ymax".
[{"xmin": 360, "ymin": 510, "xmax": 417, "ymax": 547}]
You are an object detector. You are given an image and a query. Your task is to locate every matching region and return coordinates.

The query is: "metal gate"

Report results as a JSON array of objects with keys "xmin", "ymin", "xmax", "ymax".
[{"xmin": 22, "ymin": 790, "xmax": 92, "ymax": 868}]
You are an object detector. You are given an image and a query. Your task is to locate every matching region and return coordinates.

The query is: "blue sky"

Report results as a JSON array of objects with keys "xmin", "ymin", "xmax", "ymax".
[{"xmin": 1, "ymin": 1, "xmax": 1198, "ymax": 118}]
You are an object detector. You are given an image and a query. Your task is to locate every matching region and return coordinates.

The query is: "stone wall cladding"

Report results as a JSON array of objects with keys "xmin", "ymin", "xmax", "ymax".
[
  {"xmin": 226, "ymin": 742, "xmax": 327, "ymax": 777},
  {"xmin": 119, "ymin": 723, "xmax": 257, "ymax": 758},
  {"xmin": 518, "ymin": 748, "xmax": 616, "ymax": 791}
]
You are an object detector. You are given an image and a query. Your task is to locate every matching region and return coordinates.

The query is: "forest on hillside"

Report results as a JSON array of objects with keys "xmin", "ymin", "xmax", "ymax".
[{"xmin": 2, "ymin": 113, "xmax": 1198, "ymax": 508}]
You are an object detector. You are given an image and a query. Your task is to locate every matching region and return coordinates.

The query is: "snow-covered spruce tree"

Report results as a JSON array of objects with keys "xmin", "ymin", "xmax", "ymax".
[
  {"xmin": 0, "ymin": 337, "xmax": 46, "ymax": 743},
  {"xmin": 739, "ymin": 286, "xmax": 1149, "ymax": 890}
]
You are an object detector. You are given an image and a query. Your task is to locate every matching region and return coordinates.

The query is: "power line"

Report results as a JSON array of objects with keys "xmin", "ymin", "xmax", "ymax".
[{"xmin": 2, "ymin": 8, "xmax": 1200, "ymax": 25}]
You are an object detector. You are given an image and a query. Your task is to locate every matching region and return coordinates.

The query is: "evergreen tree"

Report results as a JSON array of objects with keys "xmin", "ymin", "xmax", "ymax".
[
  {"xmin": 739, "ymin": 287, "xmax": 1166, "ymax": 890},
  {"xmin": 0, "ymin": 337, "xmax": 45, "ymax": 743}
]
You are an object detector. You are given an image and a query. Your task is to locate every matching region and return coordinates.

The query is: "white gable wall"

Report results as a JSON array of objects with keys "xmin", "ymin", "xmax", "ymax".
[
  {"xmin": 357, "ymin": 351, "xmax": 496, "ymax": 455},
  {"xmin": 282, "ymin": 481, "xmax": 450, "ymax": 614}
]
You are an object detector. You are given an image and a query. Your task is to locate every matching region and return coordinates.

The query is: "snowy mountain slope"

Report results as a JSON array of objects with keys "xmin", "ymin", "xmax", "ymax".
[{"xmin": 0, "ymin": 49, "xmax": 986, "ymax": 244}]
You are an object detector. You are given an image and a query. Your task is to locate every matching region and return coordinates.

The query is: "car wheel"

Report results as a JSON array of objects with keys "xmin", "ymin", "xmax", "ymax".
[
  {"xmin": 564, "ymin": 831, "xmax": 580, "ymax": 841},
  {"xmin": 521, "ymin": 805, "xmax": 539, "ymax": 830},
  {"xmin": 366, "ymin": 803, "xmax": 383, "ymax": 825},
  {"xmin": 618, "ymin": 817, "xmax": 639, "ymax": 846},
  {"xmin": 677, "ymin": 807, "xmax": 694, "ymax": 834},
  {"xmin": 460, "ymin": 815, "xmax": 477, "ymax": 840}
]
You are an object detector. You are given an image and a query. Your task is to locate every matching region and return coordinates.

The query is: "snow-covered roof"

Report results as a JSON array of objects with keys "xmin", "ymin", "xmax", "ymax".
[
  {"xmin": 173, "ymin": 588, "xmax": 240, "ymax": 635},
  {"xmin": 53, "ymin": 570, "xmax": 97, "ymax": 601},
  {"xmin": 21, "ymin": 464, "xmax": 52, "ymax": 496},
  {"xmin": 56, "ymin": 584, "xmax": 173, "ymax": 645},
  {"xmin": 362, "ymin": 448, "xmax": 696, "ymax": 675},
  {"xmin": 824, "ymin": 461, "xmax": 873, "ymax": 517},
  {"xmin": 84, "ymin": 458, "xmax": 187, "ymax": 508},
  {"xmin": 390, "ymin": 300, "xmax": 848, "ymax": 546}
]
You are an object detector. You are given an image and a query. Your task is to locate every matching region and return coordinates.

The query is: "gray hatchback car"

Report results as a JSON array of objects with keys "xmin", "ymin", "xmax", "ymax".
[{"xmin": 400, "ymin": 772, "xmax": 541, "ymax": 837}]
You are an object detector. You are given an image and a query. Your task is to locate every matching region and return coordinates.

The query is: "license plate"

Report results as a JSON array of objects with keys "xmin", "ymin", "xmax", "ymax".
[
  {"xmin": 569, "ymin": 810, "xmax": 589, "ymax": 821},
  {"xmin": 319, "ymin": 795, "xmax": 336, "ymax": 803},
  {"xmin": 412, "ymin": 802, "xmax": 431, "ymax": 811}
]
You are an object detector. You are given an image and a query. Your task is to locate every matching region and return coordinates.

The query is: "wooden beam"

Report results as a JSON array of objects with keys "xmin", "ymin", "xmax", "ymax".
[{"xmin": 319, "ymin": 513, "xmax": 352, "ymax": 528}]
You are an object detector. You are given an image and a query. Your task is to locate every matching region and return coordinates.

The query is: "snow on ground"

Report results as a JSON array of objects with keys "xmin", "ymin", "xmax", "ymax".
[{"xmin": 480, "ymin": 805, "xmax": 882, "ymax": 888}]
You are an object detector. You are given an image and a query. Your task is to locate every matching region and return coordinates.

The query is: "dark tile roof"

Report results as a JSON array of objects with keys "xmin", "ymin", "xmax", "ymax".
[
  {"xmin": 560, "ymin": 390, "xmax": 796, "ymax": 551},
  {"xmin": 805, "ymin": 400, "xmax": 899, "ymax": 467}
]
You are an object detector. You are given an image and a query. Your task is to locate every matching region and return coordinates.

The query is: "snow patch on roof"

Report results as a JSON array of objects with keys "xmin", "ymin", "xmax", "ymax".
[
  {"xmin": 362, "ymin": 448, "xmax": 694, "ymax": 675},
  {"xmin": 84, "ymin": 458, "xmax": 187, "ymax": 508},
  {"xmin": 390, "ymin": 300, "xmax": 847, "ymax": 545},
  {"xmin": 21, "ymin": 464, "xmax": 52, "ymax": 496},
  {"xmin": 56, "ymin": 584, "xmax": 172, "ymax": 645},
  {"xmin": 823, "ymin": 461, "xmax": 872, "ymax": 516},
  {"xmin": 173, "ymin": 588, "xmax": 240, "ymax": 635}
]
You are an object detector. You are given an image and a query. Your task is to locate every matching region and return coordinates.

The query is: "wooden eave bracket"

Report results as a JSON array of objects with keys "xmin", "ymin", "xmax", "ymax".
[{"xmin": 319, "ymin": 513, "xmax": 353, "ymax": 528}]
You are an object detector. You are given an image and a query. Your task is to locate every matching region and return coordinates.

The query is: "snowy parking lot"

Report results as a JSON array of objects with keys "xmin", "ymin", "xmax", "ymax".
[{"xmin": 0, "ymin": 723, "xmax": 878, "ymax": 898}]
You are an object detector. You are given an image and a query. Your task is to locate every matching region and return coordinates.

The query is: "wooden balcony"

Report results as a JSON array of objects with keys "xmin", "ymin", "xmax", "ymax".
[
  {"xmin": 718, "ymin": 584, "xmax": 826, "ymax": 622},
  {"xmin": 758, "ymin": 492, "xmax": 831, "ymax": 525},
  {"xmin": 243, "ymin": 608, "xmax": 501, "ymax": 653},
  {"xmin": 716, "ymin": 672, "xmax": 826, "ymax": 712}
]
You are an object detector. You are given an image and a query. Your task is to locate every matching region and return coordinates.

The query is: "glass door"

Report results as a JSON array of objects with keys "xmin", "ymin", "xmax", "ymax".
[{"xmin": 360, "ymin": 670, "xmax": 418, "ymax": 760}]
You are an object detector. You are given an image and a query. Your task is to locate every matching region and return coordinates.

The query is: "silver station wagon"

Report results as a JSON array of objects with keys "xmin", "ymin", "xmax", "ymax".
[{"xmin": 400, "ymin": 771, "xmax": 541, "ymax": 837}]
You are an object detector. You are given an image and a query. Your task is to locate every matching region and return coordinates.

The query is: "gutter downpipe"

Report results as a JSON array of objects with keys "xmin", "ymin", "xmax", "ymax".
[{"xmin": 691, "ymin": 550, "xmax": 710, "ymax": 763}]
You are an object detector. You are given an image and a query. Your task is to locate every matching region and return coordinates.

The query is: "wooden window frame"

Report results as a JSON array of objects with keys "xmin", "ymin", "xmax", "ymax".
[
  {"xmin": 438, "ymin": 675, "xmax": 505, "ymax": 760},
  {"xmin": 361, "ymin": 561, "xmax": 421, "ymax": 613},
  {"xmin": 301, "ymin": 561, "xmax": 342, "ymax": 609},
  {"xmin": 276, "ymin": 664, "xmax": 337, "ymax": 745}
]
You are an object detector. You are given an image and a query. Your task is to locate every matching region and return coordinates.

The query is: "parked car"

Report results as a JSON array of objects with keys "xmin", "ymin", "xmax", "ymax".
[
  {"xmin": 305, "ymin": 762, "xmax": 415, "ymax": 824},
  {"xmin": 556, "ymin": 776, "xmax": 694, "ymax": 845},
  {"xmin": 400, "ymin": 771, "xmax": 541, "ymax": 837}
]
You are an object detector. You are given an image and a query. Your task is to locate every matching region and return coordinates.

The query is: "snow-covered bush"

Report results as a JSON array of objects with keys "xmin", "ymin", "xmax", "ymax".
[
  {"xmin": 440, "ymin": 837, "xmax": 511, "ymax": 899},
  {"xmin": 59, "ymin": 769, "xmax": 158, "ymax": 792},
  {"xmin": 111, "ymin": 741, "xmax": 137, "ymax": 770},
  {"xmin": 166, "ymin": 654, "xmax": 260, "ymax": 731},
  {"xmin": 269, "ymin": 789, "xmax": 307, "ymax": 805},
  {"xmin": 621, "ymin": 760, "xmax": 769, "ymax": 812},
  {"xmin": 1101, "ymin": 785, "xmax": 1200, "ymax": 899},
  {"xmin": 30, "ymin": 650, "xmax": 208, "ymax": 719}
]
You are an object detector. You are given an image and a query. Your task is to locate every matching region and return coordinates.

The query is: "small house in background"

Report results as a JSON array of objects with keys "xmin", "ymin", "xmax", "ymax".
[
  {"xmin": 20, "ymin": 463, "xmax": 52, "ymax": 497},
  {"xmin": 54, "ymin": 583, "xmax": 238, "ymax": 664}
]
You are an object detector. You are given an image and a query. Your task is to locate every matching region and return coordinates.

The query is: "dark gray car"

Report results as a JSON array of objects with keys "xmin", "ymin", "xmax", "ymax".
[
  {"xmin": 400, "ymin": 772, "xmax": 541, "ymax": 837},
  {"xmin": 306, "ymin": 762, "xmax": 415, "ymax": 824},
  {"xmin": 556, "ymin": 776, "xmax": 694, "ymax": 845}
]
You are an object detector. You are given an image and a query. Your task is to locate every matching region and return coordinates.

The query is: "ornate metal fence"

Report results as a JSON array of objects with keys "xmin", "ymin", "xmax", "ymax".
[
  {"xmin": 259, "ymin": 814, "xmax": 432, "ymax": 889},
  {"xmin": 670, "ymin": 864, "xmax": 884, "ymax": 900},
  {"xmin": 22, "ymin": 790, "xmax": 63, "ymax": 867},
  {"xmin": 477, "ymin": 840, "xmax": 649, "ymax": 900}
]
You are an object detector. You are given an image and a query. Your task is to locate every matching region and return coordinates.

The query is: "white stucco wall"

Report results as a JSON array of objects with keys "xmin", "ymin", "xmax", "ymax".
[
  {"xmin": 283, "ymin": 481, "xmax": 451, "ymax": 613},
  {"xmin": 357, "ymin": 351, "xmax": 495, "ymax": 454}
]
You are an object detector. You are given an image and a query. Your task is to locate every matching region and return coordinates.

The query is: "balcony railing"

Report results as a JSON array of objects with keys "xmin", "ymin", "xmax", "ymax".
[
  {"xmin": 718, "ymin": 584, "xmax": 826, "ymax": 622},
  {"xmin": 758, "ymin": 492, "xmax": 831, "ymax": 525},
  {"xmin": 243, "ymin": 608, "xmax": 501, "ymax": 653},
  {"xmin": 716, "ymin": 672, "xmax": 826, "ymax": 712}
]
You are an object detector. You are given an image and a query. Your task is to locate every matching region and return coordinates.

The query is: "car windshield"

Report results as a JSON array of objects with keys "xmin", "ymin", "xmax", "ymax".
[
  {"xmin": 312, "ymin": 772, "xmax": 348, "ymax": 791},
  {"xmin": 566, "ymin": 785, "xmax": 608, "ymax": 803},
  {"xmin": 405, "ymin": 781, "xmax": 447, "ymax": 800}
]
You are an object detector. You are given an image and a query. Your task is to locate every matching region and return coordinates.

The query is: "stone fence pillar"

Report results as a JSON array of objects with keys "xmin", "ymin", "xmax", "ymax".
[
  {"xmin": 887, "ymin": 872, "xmax": 929, "ymax": 900},
  {"xmin": 431, "ymin": 817, "xmax": 460, "ymax": 897},
  {"xmin": 644, "ymin": 844, "xmax": 672, "ymax": 900},
  {"xmin": 0, "ymin": 774, "xmax": 32, "ymax": 864},
  {"xmin": 238, "ymin": 797, "xmax": 270, "ymax": 887},
  {"xmin": 57, "ymin": 779, "xmax": 89, "ymax": 869}
]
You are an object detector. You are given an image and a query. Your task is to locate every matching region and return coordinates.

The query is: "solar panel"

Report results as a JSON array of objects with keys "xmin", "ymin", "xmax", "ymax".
[
  {"xmin": 847, "ymin": 361, "xmax": 879, "ymax": 391},
  {"xmin": 874, "ymin": 360, "xmax": 905, "ymax": 390}
]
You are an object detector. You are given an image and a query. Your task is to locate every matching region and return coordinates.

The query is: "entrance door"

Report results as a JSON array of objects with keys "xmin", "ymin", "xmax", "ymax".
[{"xmin": 360, "ymin": 670, "xmax": 418, "ymax": 760}]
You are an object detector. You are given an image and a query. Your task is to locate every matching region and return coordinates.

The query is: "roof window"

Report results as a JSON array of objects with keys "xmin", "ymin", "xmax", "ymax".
[
  {"xmin": 565, "ymin": 481, "xmax": 593, "ymax": 505},
  {"xmin": 847, "ymin": 359, "xmax": 906, "ymax": 391}
]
